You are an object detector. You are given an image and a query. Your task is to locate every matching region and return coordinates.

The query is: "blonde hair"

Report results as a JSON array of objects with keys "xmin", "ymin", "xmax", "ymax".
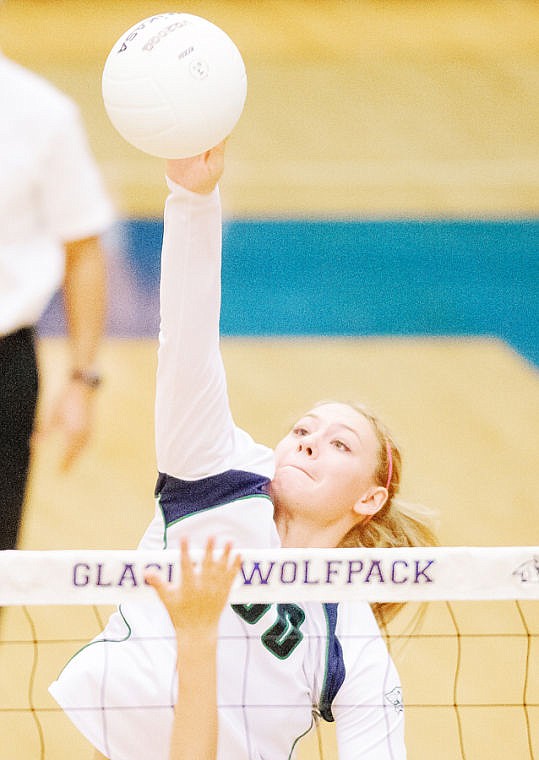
[{"xmin": 333, "ymin": 401, "xmax": 439, "ymax": 627}]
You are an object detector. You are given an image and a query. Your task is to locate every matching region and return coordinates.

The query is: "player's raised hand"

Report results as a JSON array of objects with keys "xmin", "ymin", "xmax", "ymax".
[
  {"xmin": 145, "ymin": 536, "xmax": 241, "ymax": 637},
  {"xmin": 166, "ymin": 141, "xmax": 225, "ymax": 195}
]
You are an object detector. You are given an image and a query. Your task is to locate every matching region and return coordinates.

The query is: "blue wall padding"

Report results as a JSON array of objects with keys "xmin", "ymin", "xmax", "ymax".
[{"xmin": 39, "ymin": 218, "xmax": 538, "ymax": 366}]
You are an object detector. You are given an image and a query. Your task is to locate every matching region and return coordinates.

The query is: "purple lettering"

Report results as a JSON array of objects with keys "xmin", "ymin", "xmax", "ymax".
[
  {"xmin": 280, "ymin": 561, "xmax": 297, "ymax": 584},
  {"xmin": 326, "ymin": 560, "xmax": 343, "ymax": 584},
  {"xmin": 414, "ymin": 560, "xmax": 435, "ymax": 583},
  {"xmin": 365, "ymin": 560, "xmax": 385, "ymax": 583},
  {"xmin": 240, "ymin": 561, "xmax": 276, "ymax": 585},
  {"xmin": 391, "ymin": 560, "xmax": 408, "ymax": 584},
  {"xmin": 144, "ymin": 563, "xmax": 162, "ymax": 583},
  {"xmin": 73, "ymin": 563, "xmax": 90, "ymax": 587},
  {"xmin": 118, "ymin": 564, "xmax": 138, "ymax": 587},
  {"xmin": 143, "ymin": 563, "xmax": 175, "ymax": 584},
  {"xmin": 346, "ymin": 560, "xmax": 364, "ymax": 584},
  {"xmin": 303, "ymin": 560, "xmax": 320, "ymax": 584},
  {"xmin": 96, "ymin": 563, "xmax": 112, "ymax": 587}
]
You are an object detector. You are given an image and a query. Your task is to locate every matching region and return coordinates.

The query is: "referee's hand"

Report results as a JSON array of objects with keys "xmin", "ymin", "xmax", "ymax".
[{"xmin": 34, "ymin": 379, "xmax": 95, "ymax": 472}]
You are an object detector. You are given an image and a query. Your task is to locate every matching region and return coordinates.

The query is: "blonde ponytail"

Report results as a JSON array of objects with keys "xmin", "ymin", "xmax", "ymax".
[
  {"xmin": 339, "ymin": 497, "xmax": 439, "ymax": 625},
  {"xmin": 336, "ymin": 402, "xmax": 439, "ymax": 626}
]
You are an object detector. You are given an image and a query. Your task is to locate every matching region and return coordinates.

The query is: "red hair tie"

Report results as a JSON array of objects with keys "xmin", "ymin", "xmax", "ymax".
[{"xmin": 385, "ymin": 439, "xmax": 393, "ymax": 491}]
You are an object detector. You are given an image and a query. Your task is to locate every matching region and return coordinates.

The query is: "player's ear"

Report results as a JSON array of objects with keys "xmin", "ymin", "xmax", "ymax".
[{"xmin": 353, "ymin": 486, "xmax": 388, "ymax": 517}]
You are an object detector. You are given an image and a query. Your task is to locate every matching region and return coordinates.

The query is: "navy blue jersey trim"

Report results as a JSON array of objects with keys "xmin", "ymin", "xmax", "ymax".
[
  {"xmin": 319, "ymin": 603, "xmax": 346, "ymax": 722},
  {"xmin": 155, "ymin": 469, "xmax": 271, "ymax": 527}
]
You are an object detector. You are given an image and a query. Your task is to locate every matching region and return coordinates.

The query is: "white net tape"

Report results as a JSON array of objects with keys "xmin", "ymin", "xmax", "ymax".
[
  {"xmin": 1, "ymin": 547, "xmax": 538, "ymax": 759},
  {"xmin": 1, "ymin": 546, "xmax": 538, "ymax": 605}
]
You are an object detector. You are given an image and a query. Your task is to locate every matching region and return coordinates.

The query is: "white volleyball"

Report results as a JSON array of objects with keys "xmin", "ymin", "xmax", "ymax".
[{"xmin": 102, "ymin": 13, "xmax": 247, "ymax": 158}]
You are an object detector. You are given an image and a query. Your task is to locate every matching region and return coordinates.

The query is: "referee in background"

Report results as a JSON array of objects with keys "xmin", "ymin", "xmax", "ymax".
[{"xmin": 0, "ymin": 53, "xmax": 114, "ymax": 551}]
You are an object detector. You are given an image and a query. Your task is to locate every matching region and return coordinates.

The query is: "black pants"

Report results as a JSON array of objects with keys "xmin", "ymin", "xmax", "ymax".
[{"xmin": 0, "ymin": 327, "xmax": 39, "ymax": 550}]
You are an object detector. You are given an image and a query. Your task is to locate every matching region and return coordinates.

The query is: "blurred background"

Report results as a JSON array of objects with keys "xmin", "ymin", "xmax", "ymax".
[
  {"xmin": 0, "ymin": 1, "xmax": 538, "ymax": 757},
  {"xmin": 5, "ymin": 0, "xmax": 537, "ymax": 358},
  {"xmin": 3, "ymin": 0, "xmax": 538, "ymax": 218}
]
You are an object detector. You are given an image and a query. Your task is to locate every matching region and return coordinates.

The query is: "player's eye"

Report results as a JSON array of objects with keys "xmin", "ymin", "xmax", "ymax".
[
  {"xmin": 332, "ymin": 439, "xmax": 350, "ymax": 452},
  {"xmin": 293, "ymin": 426, "xmax": 309, "ymax": 437}
]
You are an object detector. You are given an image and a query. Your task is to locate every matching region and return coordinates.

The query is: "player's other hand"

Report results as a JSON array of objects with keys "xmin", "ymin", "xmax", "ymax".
[
  {"xmin": 145, "ymin": 536, "xmax": 241, "ymax": 639},
  {"xmin": 166, "ymin": 141, "xmax": 225, "ymax": 195}
]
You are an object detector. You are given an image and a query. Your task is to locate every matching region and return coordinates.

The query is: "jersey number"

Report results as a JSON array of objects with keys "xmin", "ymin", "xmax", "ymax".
[{"xmin": 232, "ymin": 603, "xmax": 305, "ymax": 660}]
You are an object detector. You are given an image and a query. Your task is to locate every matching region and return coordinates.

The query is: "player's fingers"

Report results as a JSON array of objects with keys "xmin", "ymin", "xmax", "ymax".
[
  {"xmin": 222, "ymin": 552, "xmax": 242, "ymax": 590},
  {"xmin": 203, "ymin": 140, "xmax": 225, "ymax": 160},
  {"xmin": 144, "ymin": 570, "xmax": 166, "ymax": 602},
  {"xmin": 213, "ymin": 542, "xmax": 232, "ymax": 581},
  {"xmin": 59, "ymin": 431, "xmax": 89, "ymax": 472},
  {"xmin": 179, "ymin": 537, "xmax": 194, "ymax": 584},
  {"xmin": 201, "ymin": 536, "xmax": 217, "ymax": 574},
  {"xmin": 216, "ymin": 542, "xmax": 237, "ymax": 571},
  {"xmin": 222, "ymin": 543, "xmax": 241, "ymax": 569},
  {"xmin": 213, "ymin": 138, "xmax": 226, "ymax": 153},
  {"xmin": 220, "ymin": 541, "xmax": 233, "ymax": 565},
  {"xmin": 206, "ymin": 140, "xmax": 226, "ymax": 166}
]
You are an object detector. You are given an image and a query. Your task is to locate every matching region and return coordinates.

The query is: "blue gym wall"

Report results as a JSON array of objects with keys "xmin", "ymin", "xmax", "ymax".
[{"xmin": 40, "ymin": 218, "xmax": 539, "ymax": 367}]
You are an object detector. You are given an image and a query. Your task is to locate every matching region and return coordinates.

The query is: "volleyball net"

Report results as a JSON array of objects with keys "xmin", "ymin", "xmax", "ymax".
[{"xmin": 1, "ymin": 545, "xmax": 538, "ymax": 759}]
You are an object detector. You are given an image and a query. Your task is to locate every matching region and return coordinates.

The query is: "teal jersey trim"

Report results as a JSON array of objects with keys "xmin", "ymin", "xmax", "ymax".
[
  {"xmin": 55, "ymin": 605, "xmax": 132, "ymax": 680},
  {"xmin": 287, "ymin": 716, "xmax": 315, "ymax": 760}
]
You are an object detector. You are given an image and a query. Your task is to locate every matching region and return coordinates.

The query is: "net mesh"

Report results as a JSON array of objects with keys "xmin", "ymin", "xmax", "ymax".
[{"xmin": 1, "ymin": 547, "xmax": 538, "ymax": 760}]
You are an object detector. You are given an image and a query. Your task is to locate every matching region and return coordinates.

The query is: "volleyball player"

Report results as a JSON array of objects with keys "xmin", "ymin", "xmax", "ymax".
[{"xmin": 50, "ymin": 144, "xmax": 437, "ymax": 759}]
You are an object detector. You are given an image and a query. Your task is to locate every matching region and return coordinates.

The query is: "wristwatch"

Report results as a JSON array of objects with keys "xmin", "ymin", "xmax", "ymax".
[{"xmin": 71, "ymin": 368, "xmax": 102, "ymax": 389}]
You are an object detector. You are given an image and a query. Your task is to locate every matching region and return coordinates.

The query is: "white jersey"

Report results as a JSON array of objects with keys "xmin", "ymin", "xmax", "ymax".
[{"xmin": 49, "ymin": 181, "xmax": 405, "ymax": 759}]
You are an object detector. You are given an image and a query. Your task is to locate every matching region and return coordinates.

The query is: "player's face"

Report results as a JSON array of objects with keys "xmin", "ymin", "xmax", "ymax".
[{"xmin": 272, "ymin": 402, "xmax": 384, "ymax": 532}]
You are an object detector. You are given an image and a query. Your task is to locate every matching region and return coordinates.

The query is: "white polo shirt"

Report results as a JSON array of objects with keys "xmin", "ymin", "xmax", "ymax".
[{"xmin": 0, "ymin": 54, "xmax": 114, "ymax": 336}]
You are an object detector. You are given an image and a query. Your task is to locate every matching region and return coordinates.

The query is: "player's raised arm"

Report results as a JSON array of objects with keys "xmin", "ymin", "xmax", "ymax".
[
  {"xmin": 145, "ymin": 538, "xmax": 241, "ymax": 760},
  {"xmin": 156, "ymin": 144, "xmax": 235, "ymax": 479}
]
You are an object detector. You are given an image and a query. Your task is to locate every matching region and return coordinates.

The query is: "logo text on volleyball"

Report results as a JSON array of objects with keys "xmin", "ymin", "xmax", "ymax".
[
  {"xmin": 116, "ymin": 15, "xmax": 177, "ymax": 53},
  {"xmin": 240, "ymin": 558, "xmax": 436, "ymax": 586},
  {"xmin": 142, "ymin": 20, "xmax": 189, "ymax": 52}
]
